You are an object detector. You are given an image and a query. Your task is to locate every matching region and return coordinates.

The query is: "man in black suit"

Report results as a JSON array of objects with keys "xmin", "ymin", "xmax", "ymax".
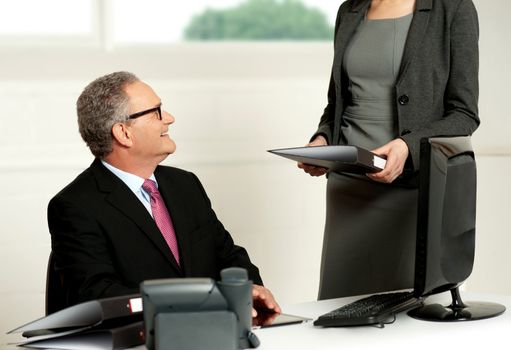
[{"xmin": 48, "ymin": 71, "xmax": 280, "ymax": 316}]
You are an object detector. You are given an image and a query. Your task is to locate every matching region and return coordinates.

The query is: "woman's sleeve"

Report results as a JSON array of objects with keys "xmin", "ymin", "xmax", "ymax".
[
  {"xmin": 311, "ymin": 3, "xmax": 347, "ymax": 144},
  {"xmin": 401, "ymin": 0, "xmax": 480, "ymax": 169}
]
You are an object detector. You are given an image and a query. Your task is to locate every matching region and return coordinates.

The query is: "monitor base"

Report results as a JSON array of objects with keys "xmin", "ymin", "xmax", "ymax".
[{"xmin": 408, "ymin": 287, "xmax": 506, "ymax": 322}]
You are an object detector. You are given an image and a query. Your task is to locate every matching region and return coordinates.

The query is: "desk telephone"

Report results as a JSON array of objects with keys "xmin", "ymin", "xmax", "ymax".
[{"xmin": 141, "ymin": 267, "xmax": 260, "ymax": 350}]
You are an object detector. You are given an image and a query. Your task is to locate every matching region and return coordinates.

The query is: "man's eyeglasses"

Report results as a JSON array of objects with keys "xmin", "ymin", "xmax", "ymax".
[{"xmin": 126, "ymin": 105, "xmax": 162, "ymax": 120}]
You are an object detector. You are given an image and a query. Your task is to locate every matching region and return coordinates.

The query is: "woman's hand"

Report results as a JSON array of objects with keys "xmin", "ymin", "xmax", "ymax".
[
  {"xmin": 367, "ymin": 138, "xmax": 409, "ymax": 183},
  {"xmin": 297, "ymin": 135, "xmax": 329, "ymax": 176}
]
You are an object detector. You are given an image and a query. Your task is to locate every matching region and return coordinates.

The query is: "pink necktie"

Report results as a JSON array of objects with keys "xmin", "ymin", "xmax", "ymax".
[{"xmin": 142, "ymin": 179, "xmax": 180, "ymax": 266}]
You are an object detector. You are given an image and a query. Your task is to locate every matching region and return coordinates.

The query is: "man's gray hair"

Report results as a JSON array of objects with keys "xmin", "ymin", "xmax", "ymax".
[{"xmin": 77, "ymin": 71, "xmax": 140, "ymax": 158}]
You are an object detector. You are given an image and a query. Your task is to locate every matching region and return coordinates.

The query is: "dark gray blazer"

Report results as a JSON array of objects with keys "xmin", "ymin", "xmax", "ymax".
[{"xmin": 314, "ymin": 0, "xmax": 479, "ymax": 171}]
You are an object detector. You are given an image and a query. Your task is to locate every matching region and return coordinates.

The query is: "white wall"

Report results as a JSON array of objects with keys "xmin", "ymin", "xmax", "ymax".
[{"xmin": 1, "ymin": 0, "xmax": 510, "ymax": 341}]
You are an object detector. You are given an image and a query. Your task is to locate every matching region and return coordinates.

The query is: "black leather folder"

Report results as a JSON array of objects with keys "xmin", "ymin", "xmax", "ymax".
[
  {"xmin": 8, "ymin": 294, "xmax": 144, "ymax": 350},
  {"xmin": 268, "ymin": 145, "xmax": 387, "ymax": 174},
  {"xmin": 15, "ymin": 321, "xmax": 144, "ymax": 350}
]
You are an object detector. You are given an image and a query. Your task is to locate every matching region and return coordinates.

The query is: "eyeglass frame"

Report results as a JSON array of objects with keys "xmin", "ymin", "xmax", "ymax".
[{"xmin": 126, "ymin": 104, "xmax": 162, "ymax": 120}]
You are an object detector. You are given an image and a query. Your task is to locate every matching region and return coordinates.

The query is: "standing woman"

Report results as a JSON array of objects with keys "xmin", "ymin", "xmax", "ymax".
[{"xmin": 299, "ymin": 0, "xmax": 479, "ymax": 299}]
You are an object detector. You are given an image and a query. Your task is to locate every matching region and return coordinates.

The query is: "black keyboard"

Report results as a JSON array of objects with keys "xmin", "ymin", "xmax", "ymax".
[{"xmin": 314, "ymin": 291, "xmax": 422, "ymax": 327}]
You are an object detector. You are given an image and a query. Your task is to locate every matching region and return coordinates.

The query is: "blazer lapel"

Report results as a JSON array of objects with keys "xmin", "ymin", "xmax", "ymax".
[
  {"xmin": 91, "ymin": 159, "xmax": 183, "ymax": 274},
  {"xmin": 333, "ymin": 0, "xmax": 370, "ymax": 66},
  {"xmin": 396, "ymin": 0, "xmax": 432, "ymax": 83}
]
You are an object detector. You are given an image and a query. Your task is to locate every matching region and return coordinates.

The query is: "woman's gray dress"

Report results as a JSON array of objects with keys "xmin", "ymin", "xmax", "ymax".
[{"xmin": 318, "ymin": 14, "xmax": 419, "ymax": 299}]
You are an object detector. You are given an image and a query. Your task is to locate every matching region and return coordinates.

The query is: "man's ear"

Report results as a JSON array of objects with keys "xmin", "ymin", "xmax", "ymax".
[{"xmin": 111, "ymin": 123, "xmax": 133, "ymax": 148}]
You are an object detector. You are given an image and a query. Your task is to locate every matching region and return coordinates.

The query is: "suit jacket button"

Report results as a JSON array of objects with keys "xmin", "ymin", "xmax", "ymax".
[
  {"xmin": 401, "ymin": 129, "xmax": 411, "ymax": 136},
  {"xmin": 398, "ymin": 94, "xmax": 409, "ymax": 105}
]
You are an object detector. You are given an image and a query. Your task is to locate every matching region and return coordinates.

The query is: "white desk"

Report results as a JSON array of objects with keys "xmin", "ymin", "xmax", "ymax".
[
  {"xmin": 4, "ymin": 292, "xmax": 510, "ymax": 350},
  {"xmin": 253, "ymin": 292, "xmax": 511, "ymax": 350}
]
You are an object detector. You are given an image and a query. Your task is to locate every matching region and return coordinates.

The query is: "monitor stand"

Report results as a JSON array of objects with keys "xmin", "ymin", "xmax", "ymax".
[{"xmin": 407, "ymin": 287, "xmax": 506, "ymax": 321}]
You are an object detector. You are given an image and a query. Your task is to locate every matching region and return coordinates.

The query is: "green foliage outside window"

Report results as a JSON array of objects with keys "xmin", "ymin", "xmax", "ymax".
[{"xmin": 184, "ymin": 0, "xmax": 334, "ymax": 41}]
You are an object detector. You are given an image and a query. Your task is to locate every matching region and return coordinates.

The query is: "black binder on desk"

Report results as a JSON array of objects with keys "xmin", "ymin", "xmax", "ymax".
[
  {"xmin": 17, "ymin": 321, "xmax": 144, "ymax": 350},
  {"xmin": 8, "ymin": 294, "xmax": 144, "ymax": 350},
  {"xmin": 268, "ymin": 145, "xmax": 387, "ymax": 174}
]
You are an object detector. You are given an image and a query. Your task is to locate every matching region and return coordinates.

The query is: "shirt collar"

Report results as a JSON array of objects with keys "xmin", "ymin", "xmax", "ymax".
[{"xmin": 101, "ymin": 160, "xmax": 157, "ymax": 194}]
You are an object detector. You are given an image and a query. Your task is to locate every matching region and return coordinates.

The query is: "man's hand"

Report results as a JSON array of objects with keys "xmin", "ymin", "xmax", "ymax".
[
  {"xmin": 252, "ymin": 284, "xmax": 281, "ymax": 317},
  {"xmin": 367, "ymin": 138, "xmax": 409, "ymax": 183},
  {"xmin": 297, "ymin": 135, "xmax": 328, "ymax": 177}
]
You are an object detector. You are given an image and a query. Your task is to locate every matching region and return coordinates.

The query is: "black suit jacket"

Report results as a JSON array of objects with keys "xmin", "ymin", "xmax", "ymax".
[
  {"xmin": 48, "ymin": 158, "xmax": 262, "ymax": 308},
  {"xmin": 315, "ymin": 0, "xmax": 480, "ymax": 171}
]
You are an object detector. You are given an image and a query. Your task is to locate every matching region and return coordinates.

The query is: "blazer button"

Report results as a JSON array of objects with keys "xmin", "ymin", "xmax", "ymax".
[
  {"xmin": 398, "ymin": 94, "xmax": 409, "ymax": 105},
  {"xmin": 401, "ymin": 129, "xmax": 411, "ymax": 136}
]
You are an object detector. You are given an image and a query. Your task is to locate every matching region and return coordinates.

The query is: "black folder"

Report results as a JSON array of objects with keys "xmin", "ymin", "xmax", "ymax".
[
  {"xmin": 8, "ymin": 294, "xmax": 144, "ymax": 350},
  {"xmin": 268, "ymin": 145, "xmax": 387, "ymax": 174},
  {"xmin": 16, "ymin": 321, "xmax": 144, "ymax": 350}
]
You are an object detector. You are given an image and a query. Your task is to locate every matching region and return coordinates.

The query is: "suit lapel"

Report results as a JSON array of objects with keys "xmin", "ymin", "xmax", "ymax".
[
  {"xmin": 333, "ymin": 0, "xmax": 370, "ymax": 66},
  {"xmin": 91, "ymin": 159, "xmax": 183, "ymax": 275},
  {"xmin": 396, "ymin": 0, "xmax": 432, "ymax": 84},
  {"xmin": 154, "ymin": 168, "xmax": 192, "ymax": 276}
]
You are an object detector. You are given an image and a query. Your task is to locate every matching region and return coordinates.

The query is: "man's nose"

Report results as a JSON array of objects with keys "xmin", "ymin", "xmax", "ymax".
[{"xmin": 162, "ymin": 110, "xmax": 174, "ymax": 124}]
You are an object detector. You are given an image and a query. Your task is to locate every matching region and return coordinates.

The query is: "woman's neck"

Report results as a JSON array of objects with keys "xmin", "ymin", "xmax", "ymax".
[{"xmin": 366, "ymin": 0, "xmax": 416, "ymax": 20}]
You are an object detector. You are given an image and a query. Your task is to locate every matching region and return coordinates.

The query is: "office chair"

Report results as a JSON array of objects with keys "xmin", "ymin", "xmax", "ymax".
[{"xmin": 45, "ymin": 251, "xmax": 67, "ymax": 315}]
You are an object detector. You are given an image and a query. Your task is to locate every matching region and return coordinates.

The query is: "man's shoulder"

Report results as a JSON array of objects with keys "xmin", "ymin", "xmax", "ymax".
[{"xmin": 49, "ymin": 162, "xmax": 101, "ymax": 204}]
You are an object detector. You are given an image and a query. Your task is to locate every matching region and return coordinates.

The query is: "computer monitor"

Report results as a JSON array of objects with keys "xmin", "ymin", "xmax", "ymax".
[{"xmin": 408, "ymin": 136, "xmax": 505, "ymax": 321}]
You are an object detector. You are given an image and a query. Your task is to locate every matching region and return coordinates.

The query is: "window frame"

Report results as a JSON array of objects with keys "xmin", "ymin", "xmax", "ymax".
[{"xmin": 0, "ymin": 0, "xmax": 104, "ymax": 48}]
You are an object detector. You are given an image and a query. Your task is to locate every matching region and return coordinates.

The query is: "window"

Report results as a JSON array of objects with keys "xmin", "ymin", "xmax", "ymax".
[
  {"xmin": 0, "ymin": 0, "xmax": 341, "ymax": 48},
  {"xmin": 112, "ymin": 0, "xmax": 339, "ymax": 45},
  {"xmin": 0, "ymin": 0, "xmax": 97, "ymax": 46}
]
